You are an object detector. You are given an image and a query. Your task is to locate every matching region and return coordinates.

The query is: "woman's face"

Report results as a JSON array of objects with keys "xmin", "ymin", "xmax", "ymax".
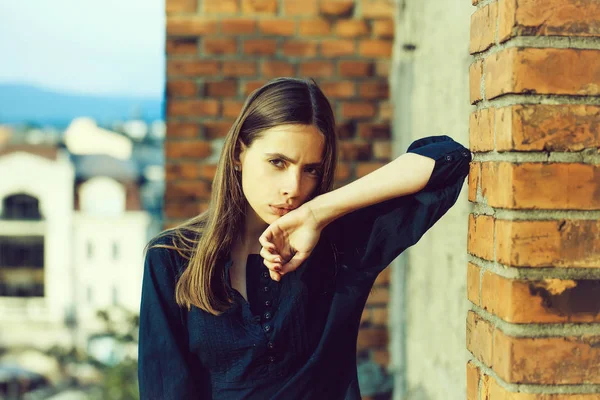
[{"xmin": 238, "ymin": 124, "xmax": 325, "ymax": 225}]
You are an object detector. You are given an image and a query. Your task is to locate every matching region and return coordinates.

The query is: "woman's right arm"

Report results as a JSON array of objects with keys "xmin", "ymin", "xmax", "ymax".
[{"xmin": 138, "ymin": 244, "xmax": 210, "ymax": 399}]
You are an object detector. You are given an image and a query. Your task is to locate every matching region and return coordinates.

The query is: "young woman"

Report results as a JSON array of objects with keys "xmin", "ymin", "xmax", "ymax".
[{"xmin": 138, "ymin": 77, "xmax": 471, "ymax": 399}]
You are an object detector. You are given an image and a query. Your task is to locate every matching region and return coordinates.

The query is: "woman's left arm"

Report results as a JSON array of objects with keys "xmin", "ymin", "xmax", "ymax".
[{"xmin": 259, "ymin": 135, "xmax": 472, "ymax": 277}]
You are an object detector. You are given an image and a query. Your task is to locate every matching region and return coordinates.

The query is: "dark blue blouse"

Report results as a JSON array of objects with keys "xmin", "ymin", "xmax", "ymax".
[{"xmin": 138, "ymin": 135, "xmax": 472, "ymax": 399}]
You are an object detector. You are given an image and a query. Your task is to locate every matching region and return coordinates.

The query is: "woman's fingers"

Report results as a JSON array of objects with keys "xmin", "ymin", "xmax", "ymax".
[
  {"xmin": 259, "ymin": 246, "xmax": 280, "ymax": 263},
  {"xmin": 269, "ymin": 270, "xmax": 281, "ymax": 282}
]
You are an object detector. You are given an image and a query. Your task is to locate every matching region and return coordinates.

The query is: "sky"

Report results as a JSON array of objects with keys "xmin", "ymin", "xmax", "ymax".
[{"xmin": 0, "ymin": 0, "xmax": 165, "ymax": 98}]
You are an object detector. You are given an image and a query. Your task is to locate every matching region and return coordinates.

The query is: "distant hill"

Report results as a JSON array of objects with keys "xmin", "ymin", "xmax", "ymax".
[{"xmin": 0, "ymin": 84, "xmax": 164, "ymax": 128}]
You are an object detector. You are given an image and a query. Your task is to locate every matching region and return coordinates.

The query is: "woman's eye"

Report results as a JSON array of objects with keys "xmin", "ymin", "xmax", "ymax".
[
  {"xmin": 269, "ymin": 159, "xmax": 284, "ymax": 168},
  {"xmin": 306, "ymin": 168, "xmax": 321, "ymax": 177}
]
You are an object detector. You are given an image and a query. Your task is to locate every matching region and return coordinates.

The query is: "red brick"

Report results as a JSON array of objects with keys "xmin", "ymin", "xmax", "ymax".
[
  {"xmin": 242, "ymin": 0, "xmax": 278, "ymax": 14},
  {"xmin": 466, "ymin": 361, "xmax": 480, "ymax": 400},
  {"xmin": 223, "ymin": 61, "xmax": 257, "ymax": 77},
  {"xmin": 262, "ymin": 61, "xmax": 296, "ymax": 78},
  {"xmin": 338, "ymin": 141, "xmax": 372, "ymax": 161},
  {"xmin": 164, "ymin": 200, "xmax": 209, "ymax": 219},
  {"xmin": 167, "ymin": 60, "xmax": 220, "ymax": 76},
  {"xmin": 221, "ymin": 18, "xmax": 257, "ymax": 34},
  {"xmin": 243, "ymin": 80, "xmax": 267, "ymax": 96},
  {"xmin": 334, "ymin": 162, "xmax": 352, "ymax": 181},
  {"xmin": 335, "ymin": 20, "xmax": 369, "ymax": 38},
  {"xmin": 166, "ymin": 80, "xmax": 197, "ymax": 97},
  {"xmin": 496, "ymin": 219, "xmax": 600, "ymax": 268},
  {"xmin": 320, "ymin": 81, "xmax": 355, "ymax": 98},
  {"xmin": 357, "ymin": 327, "xmax": 388, "ymax": 350},
  {"xmin": 282, "ymin": 40, "xmax": 318, "ymax": 57},
  {"xmin": 243, "ymin": 39, "xmax": 277, "ymax": 55},
  {"xmin": 367, "ymin": 286, "xmax": 390, "ymax": 307},
  {"xmin": 299, "ymin": 19, "xmax": 332, "ymax": 36},
  {"xmin": 378, "ymin": 101, "xmax": 392, "ymax": 120},
  {"xmin": 480, "ymin": 162, "xmax": 600, "ymax": 210},
  {"xmin": 320, "ymin": 40, "xmax": 356, "ymax": 57},
  {"xmin": 320, "ymin": 1, "xmax": 354, "ymax": 17},
  {"xmin": 495, "ymin": 104, "xmax": 600, "ymax": 152},
  {"xmin": 339, "ymin": 61, "xmax": 374, "ymax": 77},
  {"xmin": 469, "ymin": 108, "xmax": 495, "ymax": 152},
  {"xmin": 166, "ymin": 162, "xmax": 201, "ymax": 181},
  {"xmin": 299, "ymin": 61, "xmax": 334, "ymax": 77},
  {"xmin": 205, "ymin": 80, "xmax": 238, "ymax": 97},
  {"xmin": 202, "ymin": 121, "xmax": 234, "ymax": 139},
  {"xmin": 358, "ymin": 81, "xmax": 389, "ymax": 99},
  {"xmin": 166, "ymin": 0, "xmax": 197, "ymax": 14},
  {"xmin": 166, "ymin": 122, "xmax": 200, "ymax": 138},
  {"xmin": 485, "ymin": 48, "xmax": 600, "ymax": 100},
  {"xmin": 499, "ymin": 0, "xmax": 600, "ymax": 43},
  {"xmin": 361, "ymin": 0, "xmax": 394, "ymax": 18},
  {"xmin": 165, "ymin": 140, "xmax": 213, "ymax": 159},
  {"xmin": 203, "ymin": 0, "xmax": 239, "ymax": 13},
  {"xmin": 223, "ymin": 100, "xmax": 244, "ymax": 118},
  {"xmin": 467, "ymin": 262, "xmax": 480, "ymax": 306},
  {"xmin": 469, "ymin": 59, "xmax": 483, "ymax": 104},
  {"xmin": 493, "ymin": 329, "xmax": 600, "ymax": 384},
  {"xmin": 372, "ymin": 350, "xmax": 390, "ymax": 367},
  {"xmin": 203, "ymin": 37, "xmax": 237, "ymax": 55},
  {"xmin": 167, "ymin": 17, "xmax": 218, "ymax": 35},
  {"xmin": 357, "ymin": 122, "xmax": 390, "ymax": 139},
  {"xmin": 468, "ymin": 162, "xmax": 480, "ymax": 202},
  {"xmin": 336, "ymin": 122, "xmax": 355, "ymax": 140},
  {"xmin": 166, "ymin": 38, "xmax": 198, "ymax": 55},
  {"xmin": 359, "ymin": 39, "xmax": 393, "ymax": 58},
  {"xmin": 165, "ymin": 181, "xmax": 212, "ymax": 201},
  {"xmin": 482, "ymin": 270, "xmax": 600, "ymax": 323},
  {"xmin": 470, "ymin": 2, "xmax": 498, "ymax": 54},
  {"xmin": 283, "ymin": 0, "xmax": 318, "ymax": 16},
  {"xmin": 466, "ymin": 311, "xmax": 494, "ymax": 367},
  {"xmin": 357, "ymin": 162, "xmax": 386, "ymax": 177},
  {"xmin": 167, "ymin": 99, "xmax": 220, "ymax": 117},
  {"xmin": 467, "ymin": 214, "xmax": 495, "ymax": 261},
  {"xmin": 373, "ymin": 19, "xmax": 394, "ymax": 38},
  {"xmin": 259, "ymin": 19, "xmax": 297, "ymax": 36},
  {"xmin": 341, "ymin": 102, "xmax": 377, "ymax": 119},
  {"xmin": 375, "ymin": 60, "xmax": 390, "ymax": 77}
]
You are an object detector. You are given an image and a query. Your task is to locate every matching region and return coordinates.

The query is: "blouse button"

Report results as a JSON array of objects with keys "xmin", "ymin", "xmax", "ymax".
[
  {"xmin": 263, "ymin": 312, "xmax": 272, "ymax": 320},
  {"xmin": 267, "ymin": 341, "xmax": 275, "ymax": 350},
  {"xmin": 268, "ymin": 355, "xmax": 275, "ymax": 363},
  {"xmin": 445, "ymin": 155, "xmax": 452, "ymax": 161},
  {"xmin": 263, "ymin": 286, "xmax": 271, "ymax": 293},
  {"xmin": 265, "ymin": 300, "xmax": 272, "ymax": 307},
  {"xmin": 263, "ymin": 324, "xmax": 272, "ymax": 333},
  {"xmin": 262, "ymin": 271, "xmax": 269, "ymax": 279}
]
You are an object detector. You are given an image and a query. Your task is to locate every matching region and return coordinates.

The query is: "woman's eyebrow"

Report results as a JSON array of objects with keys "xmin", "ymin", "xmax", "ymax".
[{"xmin": 264, "ymin": 152, "xmax": 322, "ymax": 167}]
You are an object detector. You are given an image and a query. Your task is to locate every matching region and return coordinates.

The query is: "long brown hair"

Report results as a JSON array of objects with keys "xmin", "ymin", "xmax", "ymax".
[{"xmin": 150, "ymin": 77, "xmax": 338, "ymax": 315}]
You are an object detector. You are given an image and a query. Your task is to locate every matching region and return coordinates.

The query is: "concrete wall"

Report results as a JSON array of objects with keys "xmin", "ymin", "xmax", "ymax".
[{"xmin": 389, "ymin": 0, "xmax": 474, "ymax": 399}]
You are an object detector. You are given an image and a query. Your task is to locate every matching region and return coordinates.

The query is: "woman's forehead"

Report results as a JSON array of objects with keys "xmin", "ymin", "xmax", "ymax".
[{"xmin": 252, "ymin": 124, "xmax": 325, "ymax": 157}]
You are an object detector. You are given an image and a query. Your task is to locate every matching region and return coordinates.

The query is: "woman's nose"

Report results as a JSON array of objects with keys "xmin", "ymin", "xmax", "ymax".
[{"xmin": 281, "ymin": 170, "xmax": 302, "ymax": 196}]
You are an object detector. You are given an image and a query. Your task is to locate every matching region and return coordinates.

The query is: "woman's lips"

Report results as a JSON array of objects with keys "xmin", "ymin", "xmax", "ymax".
[{"xmin": 270, "ymin": 206, "xmax": 291, "ymax": 216}]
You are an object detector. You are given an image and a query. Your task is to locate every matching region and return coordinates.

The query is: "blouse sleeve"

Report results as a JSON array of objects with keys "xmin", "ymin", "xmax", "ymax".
[
  {"xmin": 138, "ymin": 240, "xmax": 210, "ymax": 399},
  {"xmin": 323, "ymin": 135, "xmax": 472, "ymax": 280}
]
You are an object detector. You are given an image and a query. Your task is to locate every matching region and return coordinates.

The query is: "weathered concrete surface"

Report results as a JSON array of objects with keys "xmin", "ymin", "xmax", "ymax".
[{"xmin": 390, "ymin": 0, "xmax": 474, "ymax": 399}]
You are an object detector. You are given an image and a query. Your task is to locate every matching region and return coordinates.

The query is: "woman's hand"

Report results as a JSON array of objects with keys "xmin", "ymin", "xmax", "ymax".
[{"xmin": 258, "ymin": 204, "xmax": 322, "ymax": 281}]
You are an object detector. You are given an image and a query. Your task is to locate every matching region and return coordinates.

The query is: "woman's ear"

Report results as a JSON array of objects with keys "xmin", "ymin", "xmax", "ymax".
[{"xmin": 234, "ymin": 141, "xmax": 247, "ymax": 172}]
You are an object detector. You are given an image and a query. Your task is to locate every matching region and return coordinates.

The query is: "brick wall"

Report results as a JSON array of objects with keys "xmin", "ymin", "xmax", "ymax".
[
  {"xmin": 164, "ymin": 0, "xmax": 395, "ymax": 397},
  {"xmin": 467, "ymin": 0, "xmax": 600, "ymax": 398}
]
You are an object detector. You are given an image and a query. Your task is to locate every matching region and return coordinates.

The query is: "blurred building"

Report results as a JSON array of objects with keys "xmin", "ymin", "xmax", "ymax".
[{"xmin": 0, "ymin": 140, "xmax": 152, "ymax": 353}]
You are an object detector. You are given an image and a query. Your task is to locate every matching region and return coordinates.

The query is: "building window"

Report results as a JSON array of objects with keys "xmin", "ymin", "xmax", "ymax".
[
  {"xmin": 2, "ymin": 193, "xmax": 42, "ymax": 220},
  {"xmin": 0, "ymin": 236, "xmax": 44, "ymax": 297},
  {"xmin": 112, "ymin": 242, "xmax": 120, "ymax": 260}
]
